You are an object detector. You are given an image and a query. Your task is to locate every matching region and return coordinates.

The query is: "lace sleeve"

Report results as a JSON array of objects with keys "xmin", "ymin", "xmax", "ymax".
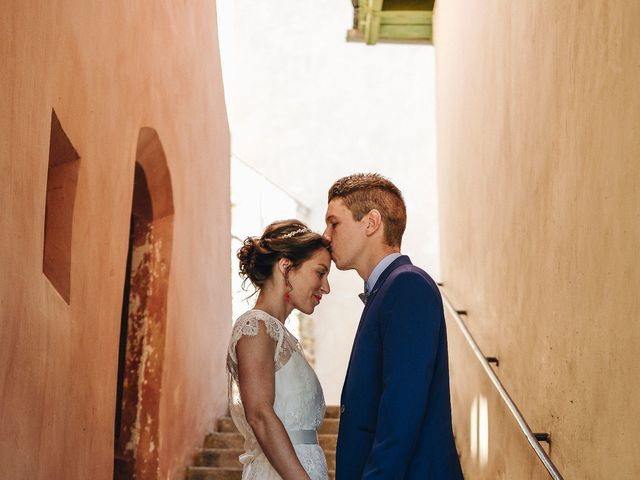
[{"xmin": 227, "ymin": 310, "xmax": 291, "ymax": 373}]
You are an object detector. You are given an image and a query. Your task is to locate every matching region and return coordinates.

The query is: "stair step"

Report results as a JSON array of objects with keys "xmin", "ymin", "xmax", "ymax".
[
  {"xmin": 325, "ymin": 452, "xmax": 336, "ymax": 470},
  {"xmin": 318, "ymin": 433, "xmax": 337, "ymax": 451},
  {"xmin": 195, "ymin": 449, "xmax": 244, "ymax": 468},
  {"xmin": 200, "ymin": 412, "xmax": 339, "ymax": 476},
  {"xmin": 325, "ymin": 405, "xmax": 340, "ymax": 418},
  {"xmin": 217, "ymin": 417, "xmax": 238, "ymax": 433},
  {"xmin": 187, "ymin": 466, "xmax": 335, "ymax": 480},
  {"xmin": 217, "ymin": 417, "xmax": 340, "ymax": 436},
  {"xmin": 196, "ymin": 448, "xmax": 336, "ymax": 470},
  {"xmin": 204, "ymin": 432, "xmax": 244, "ymax": 449},
  {"xmin": 187, "ymin": 466, "xmax": 243, "ymax": 480},
  {"xmin": 318, "ymin": 418, "xmax": 339, "ymax": 435},
  {"xmin": 204, "ymin": 431, "xmax": 336, "ymax": 452}
]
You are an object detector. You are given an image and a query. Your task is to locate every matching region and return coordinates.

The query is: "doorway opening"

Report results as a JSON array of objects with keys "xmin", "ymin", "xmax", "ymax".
[{"xmin": 114, "ymin": 128, "xmax": 174, "ymax": 479}]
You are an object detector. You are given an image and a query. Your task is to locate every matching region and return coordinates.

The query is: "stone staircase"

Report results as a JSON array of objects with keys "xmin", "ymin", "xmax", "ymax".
[{"xmin": 187, "ymin": 406, "xmax": 340, "ymax": 480}]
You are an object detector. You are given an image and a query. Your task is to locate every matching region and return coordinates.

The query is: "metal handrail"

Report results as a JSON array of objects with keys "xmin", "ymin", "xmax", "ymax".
[{"xmin": 439, "ymin": 287, "xmax": 564, "ymax": 480}]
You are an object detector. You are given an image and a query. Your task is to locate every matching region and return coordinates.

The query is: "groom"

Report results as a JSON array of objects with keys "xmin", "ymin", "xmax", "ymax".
[{"xmin": 323, "ymin": 173, "xmax": 463, "ymax": 479}]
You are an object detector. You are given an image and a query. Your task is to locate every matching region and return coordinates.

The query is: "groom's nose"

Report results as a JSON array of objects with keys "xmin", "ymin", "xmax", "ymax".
[{"xmin": 322, "ymin": 227, "xmax": 331, "ymax": 241}]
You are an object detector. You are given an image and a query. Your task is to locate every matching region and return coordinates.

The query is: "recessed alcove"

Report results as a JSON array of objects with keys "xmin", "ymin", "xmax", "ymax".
[{"xmin": 42, "ymin": 109, "xmax": 80, "ymax": 304}]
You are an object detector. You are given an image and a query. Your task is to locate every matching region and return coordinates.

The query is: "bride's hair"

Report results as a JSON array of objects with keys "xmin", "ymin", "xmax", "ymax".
[{"xmin": 237, "ymin": 219, "xmax": 330, "ymax": 291}]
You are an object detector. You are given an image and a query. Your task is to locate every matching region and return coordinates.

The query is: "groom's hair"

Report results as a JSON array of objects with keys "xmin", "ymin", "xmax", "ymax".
[{"xmin": 328, "ymin": 173, "xmax": 406, "ymax": 247}]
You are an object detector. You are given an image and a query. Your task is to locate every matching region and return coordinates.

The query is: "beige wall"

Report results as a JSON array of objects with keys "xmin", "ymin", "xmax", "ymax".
[
  {"xmin": 435, "ymin": 1, "xmax": 640, "ymax": 478},
  {"xmin": 0, "ymin": 2, "xmax": 230, "ymax": 479}
]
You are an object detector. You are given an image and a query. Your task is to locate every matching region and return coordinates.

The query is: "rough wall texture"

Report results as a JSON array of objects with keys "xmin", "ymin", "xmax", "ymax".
[
  {"xmin": 435, "ymin": 1, "xmax": 640, "ymax": 478},
  {"xmin": 0, "ymin": 2, "xmax": 230, "ymax": 479}
]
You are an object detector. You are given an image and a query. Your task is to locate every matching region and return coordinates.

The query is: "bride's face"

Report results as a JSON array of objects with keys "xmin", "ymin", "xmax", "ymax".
[{"xmin": 288, "ymin": 248, "xmax": 331, "ymax": 314}]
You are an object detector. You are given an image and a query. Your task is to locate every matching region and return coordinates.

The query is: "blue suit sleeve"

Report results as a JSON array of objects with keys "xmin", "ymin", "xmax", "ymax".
[{"xmin": 361, "ymin": 272, "xmax": 442, "ymax": 479}]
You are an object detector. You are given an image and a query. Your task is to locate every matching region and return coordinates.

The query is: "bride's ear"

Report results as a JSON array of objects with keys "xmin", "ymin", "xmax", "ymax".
[{"xmin": 277, "ymin": 258, "xmax": 292, "ymax": 277}]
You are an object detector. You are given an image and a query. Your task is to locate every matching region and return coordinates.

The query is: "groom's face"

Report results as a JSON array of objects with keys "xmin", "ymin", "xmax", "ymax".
[{"xmin": 323, "ymin": 198, "xmax": 367, "ymax": 271}]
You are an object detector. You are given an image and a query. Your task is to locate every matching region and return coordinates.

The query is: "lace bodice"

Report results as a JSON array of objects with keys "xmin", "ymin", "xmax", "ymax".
[
  {"xmin": 227, "ymin": 309, "xmax": 295, "ymax": 375},
  {"xmin": 226, "ymin": 309, "xmax": 327, "ymax": 480}
]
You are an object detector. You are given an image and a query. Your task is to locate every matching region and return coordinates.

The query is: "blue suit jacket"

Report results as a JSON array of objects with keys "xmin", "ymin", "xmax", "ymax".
[{"xmin": 335, "ymin": 256, "xmax": 463, "ymax": 479}]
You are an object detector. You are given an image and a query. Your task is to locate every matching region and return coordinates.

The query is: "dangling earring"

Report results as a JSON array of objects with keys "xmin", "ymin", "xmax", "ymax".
[{"xmin": 283, "ymin": 266, "xmax": 292, "ymax": 303}]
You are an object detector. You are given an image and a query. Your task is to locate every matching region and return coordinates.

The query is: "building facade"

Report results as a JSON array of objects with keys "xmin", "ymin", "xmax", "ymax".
[{"xmin": 1, "ymin": 2, "xmax": 230, "ymax": 478}]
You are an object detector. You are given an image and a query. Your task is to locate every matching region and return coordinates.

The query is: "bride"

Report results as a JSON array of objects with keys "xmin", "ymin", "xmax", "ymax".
[{"xmin": 227, "ymin": 220, "xmax": 332, "ymax": 480}]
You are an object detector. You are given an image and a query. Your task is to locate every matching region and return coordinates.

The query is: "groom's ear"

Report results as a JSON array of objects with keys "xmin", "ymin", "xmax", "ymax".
[{"xmin": 365, "ymin": 209, "xmax": 383, "ymax": 237}]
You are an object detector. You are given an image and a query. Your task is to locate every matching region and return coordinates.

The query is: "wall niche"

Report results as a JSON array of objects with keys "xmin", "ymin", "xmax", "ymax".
[{"xmin": 42, "ymin": 109, "xmax": 80, "ymax": 304}]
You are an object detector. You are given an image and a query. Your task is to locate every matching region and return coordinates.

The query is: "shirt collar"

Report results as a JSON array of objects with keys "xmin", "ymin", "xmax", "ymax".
[{"xmin": 366, "ymin": 252, "xmax": 402, "ymax": 293}]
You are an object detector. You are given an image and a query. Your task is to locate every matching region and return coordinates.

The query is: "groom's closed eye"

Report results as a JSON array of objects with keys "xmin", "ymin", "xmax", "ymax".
[{"xmin": 325, "ymin": 215, "xmax": 338, "ymax": 226}]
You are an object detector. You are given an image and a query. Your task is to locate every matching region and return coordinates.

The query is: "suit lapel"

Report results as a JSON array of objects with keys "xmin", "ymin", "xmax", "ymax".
[
  {"xmin": 353, "ymin": 255, "xmax": 411, "ymax": 339},
  {"xmin": 341, "ymin": 255, "xmax": 412, "ymax": 395}
]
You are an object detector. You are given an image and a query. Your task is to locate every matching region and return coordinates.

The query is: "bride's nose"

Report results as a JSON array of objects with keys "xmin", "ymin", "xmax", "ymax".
[{"xmin": 321, "ymin": 278, "xmax": 330, "ymax": 294}]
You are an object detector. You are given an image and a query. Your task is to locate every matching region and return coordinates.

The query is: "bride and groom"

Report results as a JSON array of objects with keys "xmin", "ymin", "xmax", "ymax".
[{"xmin": 227, "ymin": 173, "xmax": 463, "ymax": 479}]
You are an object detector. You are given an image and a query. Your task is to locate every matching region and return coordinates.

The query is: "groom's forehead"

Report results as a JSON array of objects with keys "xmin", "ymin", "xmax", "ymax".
[
  {"xmin": 325, "ymin": 208, "xmax": 343, "ymax": 222},
  {"xmin": 326, "ymin": 198, "xmax": 347, "ymax": 216}
]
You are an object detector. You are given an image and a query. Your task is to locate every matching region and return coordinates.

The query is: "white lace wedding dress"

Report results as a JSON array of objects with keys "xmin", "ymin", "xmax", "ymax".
[{"xmin": 227, "ymin": 309, "xmax": 328, "ymax": 480}]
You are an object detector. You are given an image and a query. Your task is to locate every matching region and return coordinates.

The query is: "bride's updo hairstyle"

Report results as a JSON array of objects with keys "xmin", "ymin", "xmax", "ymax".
[{"xmin": 237, "ymin": 220, "xmax": 330, "ymax": 291}]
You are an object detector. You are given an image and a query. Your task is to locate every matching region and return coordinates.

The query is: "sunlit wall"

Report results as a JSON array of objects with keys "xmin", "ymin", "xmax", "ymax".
[{"xmin": 436, "ymin": 1, "xmax": 640, "ymax": 477}]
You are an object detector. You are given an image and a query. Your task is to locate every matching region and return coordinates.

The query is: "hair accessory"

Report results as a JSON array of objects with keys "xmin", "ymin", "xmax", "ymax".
[{"xmin": 280, "ymin": 227, "xmax": 310, "ymax": 239}]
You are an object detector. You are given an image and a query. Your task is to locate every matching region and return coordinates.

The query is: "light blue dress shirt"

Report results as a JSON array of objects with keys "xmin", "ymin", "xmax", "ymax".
[{"xmin": 365, "ymin": 252, "xmax": 402, "ymax": 294}]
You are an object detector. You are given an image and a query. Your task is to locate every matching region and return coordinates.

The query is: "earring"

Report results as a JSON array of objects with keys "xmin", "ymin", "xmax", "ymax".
[{"xmin": 284, "ymin": 292, "xmax": 291, "ymax": 302}]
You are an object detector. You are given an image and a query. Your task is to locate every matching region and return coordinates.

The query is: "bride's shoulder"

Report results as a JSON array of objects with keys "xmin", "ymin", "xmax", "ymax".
[
  {"xmin": 234, "ymin": 308, "xmax": 279, "ymax": 324},
  {"xmin": 231, "ymin": 309, "xmax": 284, "ymax": 340}
]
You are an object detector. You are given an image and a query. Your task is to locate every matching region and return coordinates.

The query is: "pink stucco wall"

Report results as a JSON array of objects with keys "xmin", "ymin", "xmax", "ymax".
[{"xmin": 0, "ymin": 2, "xmax": 231, "ymax": 478}]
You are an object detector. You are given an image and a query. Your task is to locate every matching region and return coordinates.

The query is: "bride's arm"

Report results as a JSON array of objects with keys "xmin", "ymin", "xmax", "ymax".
[{"xmin": 236, "ymin": 322, "xmax": 311, "ymax": 480}]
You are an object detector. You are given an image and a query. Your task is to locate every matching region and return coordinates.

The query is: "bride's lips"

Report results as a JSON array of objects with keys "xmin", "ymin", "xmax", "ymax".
[{"xmin": 313, "ymin": 295, "xmax": 322, "ymax": 303}]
